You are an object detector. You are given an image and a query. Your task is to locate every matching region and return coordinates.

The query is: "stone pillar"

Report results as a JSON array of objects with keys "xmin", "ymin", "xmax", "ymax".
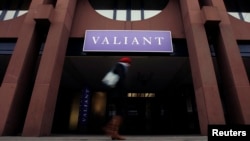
[
  {"xmin": 0, "ymin": 2, "xmax": 42, "ymax": 136},
  {"xmin": 22, "ymin": 0, "xmax": 77, "ymax": 136},
  {"xmin": 179, "ymin": 0, "xmax": 225, "ymax": 135},
  {"xmin": 209, "ymin": 0, "xmax": 250, "ymax": 124}
]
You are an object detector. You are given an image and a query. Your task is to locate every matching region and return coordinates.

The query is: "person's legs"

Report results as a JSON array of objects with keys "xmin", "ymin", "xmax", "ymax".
[{"xmin": 103, "ymin": 97, "xmax": 126, "ymax": 140}]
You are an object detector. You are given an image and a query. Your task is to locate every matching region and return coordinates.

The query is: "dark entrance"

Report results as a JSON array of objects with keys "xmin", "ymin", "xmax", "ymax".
[
  {"xmin": 118, "ymin": 87, "xmax": 199, "ymax": 135},
  {"xmin": 52, "ymin": 37, "xmax": 200, "ymax": 135},
  {"xmin": 52, "ymin": 81, "xmax": 200, "ymax": 135}
]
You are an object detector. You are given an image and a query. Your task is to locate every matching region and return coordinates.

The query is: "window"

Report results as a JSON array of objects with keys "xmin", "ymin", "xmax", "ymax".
[
  {"xmin": 0, "ymin": 0, "xmax": 31, "ymax": 21},
  {"xmin": 89, "ymin": 0, "xmax": 169, "ymax": 21},
  {"xmin": 238, "ymin": 41, "xmax": 250, "ymax": 57},
  {"xmin": 0, "ymin": 38, "xmax": 44, "ymax": 55},
  {"xmin": 0, "ymin": 39, "xmax": 16, "ymax": 54},
  {"xmin": 224, "ymin": 0, "xmax": 250, "ymax": 22}
]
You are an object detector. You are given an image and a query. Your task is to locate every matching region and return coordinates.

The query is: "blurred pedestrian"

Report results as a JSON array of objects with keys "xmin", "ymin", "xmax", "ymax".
[{"xmin": 102, "ymin": 57, "xmax": 132, "ymax": 140}]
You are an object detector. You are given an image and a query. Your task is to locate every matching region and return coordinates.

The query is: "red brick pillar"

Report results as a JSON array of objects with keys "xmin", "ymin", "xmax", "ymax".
[
  {"xmin": 0, "ymin": 6, "xmax": 40, "ymax": 136},
  {"xmin": 209, "ymin": 0, "xmax": 250, "ymax": 124},
  {"xmin": 22, "ymin": 0, "xmax": 77, "ymax": 136},
  {"xmin": 179, "ymin": 0, "xmax": 225, "ymax": 135}
]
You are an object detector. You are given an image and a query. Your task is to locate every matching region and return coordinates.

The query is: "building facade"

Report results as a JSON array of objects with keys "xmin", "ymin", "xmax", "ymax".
[{"xmin": 0, "ymin": 0, "xmax": 250, "ymax": 137}]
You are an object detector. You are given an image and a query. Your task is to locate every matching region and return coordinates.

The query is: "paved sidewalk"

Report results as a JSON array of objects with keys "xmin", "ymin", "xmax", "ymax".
[{"xmin": 0, "ymin": 135, "xmax": 207, "ymax": 141}]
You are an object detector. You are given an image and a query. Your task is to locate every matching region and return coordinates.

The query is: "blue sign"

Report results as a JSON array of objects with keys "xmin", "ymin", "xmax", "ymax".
[{"xmin": 79, "ymin": 87, "xmax": 90, "ymax": 126}]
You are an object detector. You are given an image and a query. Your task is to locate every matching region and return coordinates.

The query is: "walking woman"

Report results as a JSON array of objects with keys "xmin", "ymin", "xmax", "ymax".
[{"xmin": 102, "ymin": 57, "xmax": 132, "ymax": 140}]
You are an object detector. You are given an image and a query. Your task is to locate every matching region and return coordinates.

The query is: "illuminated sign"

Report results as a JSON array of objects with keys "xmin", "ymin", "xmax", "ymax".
[
  {"xmin": 128, "ymin": 93, "xmax": 155, "ymax": 97},
  {"xmin": 83, "ymin": 30, "xmax": 173, "ymax": 53}
]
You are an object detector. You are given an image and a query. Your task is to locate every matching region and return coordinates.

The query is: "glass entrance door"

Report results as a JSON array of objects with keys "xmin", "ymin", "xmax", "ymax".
[{"xmin": 112, "ymin": 89, "xmax": 200, "ymax": 135}]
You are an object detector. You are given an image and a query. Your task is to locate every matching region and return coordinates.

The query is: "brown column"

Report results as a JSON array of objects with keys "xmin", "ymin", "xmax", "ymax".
[
  {"xmin": 209, "ymin": 0, "xmax": 250, "ymax": 124},
  {"xmin": 179, "ymin": 0, "xmax": 225, "ymax": 135},
  {"xmin": 0, "ymin": 7, "xmax": 40, "ymax": 136},
  {"xmin": 22, "ymin": 0, "xmax": 77, "ymax": 136}
]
